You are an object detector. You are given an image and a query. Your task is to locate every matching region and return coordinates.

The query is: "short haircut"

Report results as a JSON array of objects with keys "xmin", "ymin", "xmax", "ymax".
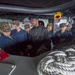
[
  {"xmin": 0, "ymin": 22, "xmax": 11, "ymax": 32},
  {"xmin": 24, "ymin": 24, "xmax": 30, "ymax": 29},
  {"xmin": 12, "ymin": 20, "xmax": 20, "ymax": 26},
  {"xmin": 47, "ymin": 23, "xmax": 53, "ymax": 27}
]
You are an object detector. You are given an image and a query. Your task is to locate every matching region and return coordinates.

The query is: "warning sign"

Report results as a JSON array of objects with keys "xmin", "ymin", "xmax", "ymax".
[{"xmin": 54, "ymin": 12, "xmax": 62, "ymax": 20}]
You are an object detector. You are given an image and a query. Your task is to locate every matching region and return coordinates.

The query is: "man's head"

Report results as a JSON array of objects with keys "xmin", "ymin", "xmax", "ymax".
[
  {"xmin": 24, "ymin": 24, "xmax": 30, "ymax": 33},
  {"xmin": 60, "ymin": 23, "xmax": 67, "ymax": 32},
  {"xmin": 30, "ymin": 17, "xmax": 39, "ymax": 27},
  {"xmin": 12, "ymin": 20, "xmax": 20, "ymax": 30},
  {"xmin": 47, "ymin": 23, "xmax": 53, "ymax": 31},
  {"xmin": 0, "ymin": 22, "xmax": 11, "ymax": 36}
]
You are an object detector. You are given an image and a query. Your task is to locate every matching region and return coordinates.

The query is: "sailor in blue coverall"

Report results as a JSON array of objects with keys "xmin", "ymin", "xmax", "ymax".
[
  {"xmin": 47, "ymin": 23, "xmax": 55, "ymax": 47},
  {"xmin": 11, "ymin": 29, "xmax": 27, "ymax": 43},
  {"xmin": 0, "ymin": 22, "xmax": 16, "ymax": 54},
  {"xmin": 11, "ymin": 20, "xmax": 28, "ymax": 55},
  {"xmin": 11, "ymin": 20, "xmax": 27, "ymax": 43},
  {"xmin": 55, "ymin": 23, "xmax": 73, "ymax": 45}
]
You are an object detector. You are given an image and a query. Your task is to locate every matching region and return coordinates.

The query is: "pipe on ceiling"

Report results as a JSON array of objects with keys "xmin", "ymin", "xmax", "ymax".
[{"xmin": 0, "ymin": 0, "xmax": 75, "ymax": 14}]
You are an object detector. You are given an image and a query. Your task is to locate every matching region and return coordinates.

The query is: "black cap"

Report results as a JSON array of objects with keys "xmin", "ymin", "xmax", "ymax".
[
  {"xmin": 60, "ymin": 23, "xmax": 67, "ymax": 28},
  {"xmin": 30, "ymin": 16, "xmax": 38, "ymax": 20}
]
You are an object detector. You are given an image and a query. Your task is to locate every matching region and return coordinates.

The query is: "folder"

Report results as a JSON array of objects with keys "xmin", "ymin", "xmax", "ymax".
[{"xmin": 0, "ymin": 50, "xmax": 9, "ymax": 61}]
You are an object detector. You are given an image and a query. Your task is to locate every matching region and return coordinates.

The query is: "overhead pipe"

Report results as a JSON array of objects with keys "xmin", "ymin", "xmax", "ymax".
[{"xmin": 0, "ymin": 0, "xmax": 75, "ymax": 14}]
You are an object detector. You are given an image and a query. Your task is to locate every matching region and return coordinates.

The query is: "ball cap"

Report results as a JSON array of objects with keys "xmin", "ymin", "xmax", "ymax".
[
  {"xmin": 60, "ymin": 23, "xmax": 67, "ymax": 28},
  {"xmin": 30, "ymin": 16, "xmax": 39, "ymax": 20}
]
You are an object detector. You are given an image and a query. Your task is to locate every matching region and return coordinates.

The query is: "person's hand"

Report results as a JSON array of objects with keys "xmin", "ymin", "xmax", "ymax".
[{"xmin": 26, "ymin": 45, "xmax": 33, "ymax": 49}]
